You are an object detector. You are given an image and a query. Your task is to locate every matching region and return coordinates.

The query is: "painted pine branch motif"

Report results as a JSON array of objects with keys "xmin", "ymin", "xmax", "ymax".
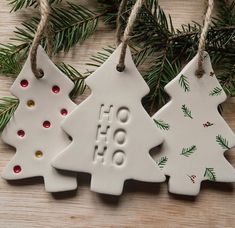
[
  {"xmin": 179, "ymin": 74, "xmax": 190, "ymax": 92},
  {"xmin": 181, "ymin": 145, "xmax": 197, "ymax": 157},
  {"xmin": 157, "ymin": 156, "xmax": 168, "ymax": 169},
  {"xmin": 209, "ymin": 87, "xmax": 222, "ymax": 96},
  {"xmin": 153, "ymin": 119, "xmax": 170, "ymax": 130},
  {"xmin": 204, "ymin": 168, "xmax": 216, "ymax": 181},
  {"xmin": 216, "ymin": 135, "xmax": 230, "ymax": 149},
  {"xmin": 181, "ymin": 104, "xmax": 193, "ymax": 119}
]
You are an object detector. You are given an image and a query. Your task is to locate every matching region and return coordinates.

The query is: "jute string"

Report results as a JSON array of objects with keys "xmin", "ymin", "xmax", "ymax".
[
  {"xmin": 116, "ymin": 0, "xmax": 145, "ymax": 72},
  {"xmin": 30, "ymin": 0, "xmax": 53, "ymax": 78},
  {"xmin": 195, "ymin": 0, "xmax": 214, "ymax": 78},
  {"xmin": 116, "ymin": 0, "xmax": 128, "ymax": 46}
]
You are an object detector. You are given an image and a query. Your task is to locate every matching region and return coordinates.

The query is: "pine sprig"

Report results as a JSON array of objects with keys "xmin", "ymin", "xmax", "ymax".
[
  {"xmin": 153, "ymin": 119, "xmax": 170, "ymax": 130},
  {"xmin": 209, "ymin": 87, "xmax": 223, "ymax": 96},
  {"xmin": 87, "ymin": 46, "xmax": 115, "ymax": 68},
  {"xmin": 144, "ymin": 51, "xmax": 181, "ymax": 112},
  {"xmin": 181, "ymin": 145, "xmax": 197, "ymax": 157},
  {"xmin": 1, "ymin": 2, "xmax": 103, "ymax": 64},
  {"xmin": 181, "ymin": 104, "xmax": 193, "ymax": 119},
  {"xmin": 0, "ymin": 97, "xmax": 19, "ymax": 131},
  {"xmin": 157, "ymin": 156, "xmax": 168, "ymax": 169},
  {"xmin": 51, "ymin": 3, "xmax": 100, "ymax": 52},
  {"xmin": 204, "ymin": 168, "xmax": 216, "ymax": 181},
  {"xmin": 179, "ymin": 74, "xmax": 190, "ymax": 92},
  {"xmin": 57, "ymin": 63, "xmax": 87, "ymax": 99},
  {"xmin": 8, "ymin": 0, "xmax": 62, "ymax": 12},
  {"xmin": 217, "ymin": 63, "xmax": 235, "ymax": 97},
  {"xmin": 216, "ymin": 135, "xmax": 230, "ymax": 150},
  {"xmin": 0, "ymin": 44, "xmax": 22, "ymax": 76}
]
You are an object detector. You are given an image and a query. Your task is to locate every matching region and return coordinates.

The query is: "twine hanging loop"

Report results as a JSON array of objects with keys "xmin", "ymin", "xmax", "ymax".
[
  {"xmin": 116, "ymin": 0, "xmax": 145, "ymax": 72},
  {"xmin": 30, "ymin": 0, "xmax": 53, "ymax": 78},
  {"xmin": 195, "ymin": 0, "xmax": 214, "ymax": 78}
]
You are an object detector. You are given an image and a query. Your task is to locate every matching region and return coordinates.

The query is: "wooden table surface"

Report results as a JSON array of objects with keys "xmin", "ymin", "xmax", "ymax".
[{"xmin": 0, "ymin": 1, "xmax": 234, "ymax": 227}]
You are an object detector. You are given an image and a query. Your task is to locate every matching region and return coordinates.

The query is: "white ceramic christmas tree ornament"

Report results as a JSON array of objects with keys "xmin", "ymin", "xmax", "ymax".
[
  {"xmin": 1, "ymin": 46, "xmax": 77, "ymax": 192},
  {"xmin": 152, "ymin": 52, "xmax": 235, "ymax": 196},
  {"xmin": 52, "ymin": 44, "xmax": 165, "ymax": 195}
]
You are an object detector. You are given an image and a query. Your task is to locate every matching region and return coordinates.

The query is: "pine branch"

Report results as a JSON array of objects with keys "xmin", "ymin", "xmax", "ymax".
[
  {"xmin": 96, "ymin": 0, "xmax": 121, "ymax": 26},
  {"xmin": 181, "ymin": 104, "xmax": 193, "ymax": 119},
  {"xmin": 0, "ymin": 97, "xmax": 19, "ymax": 131},
  {"xmin": 157, "ymin": 156, "xmax": 168, "ymax": 169},
  {"xmin": 217, "ymin": 63, "xmax": 235, "ymax": 97},
  {"xmin": 144, "ymin": 49, "xmax": 181, "ymax": 112},
  {"xmin": 87, "ymin": 46, "xmax": 115, "ymax": 68},
  {"xmin": 204, "ymin": 168, "xmax": 216, "ymax": 181},
  {"xmin": 216, "ymin": 135, "xmax": 230, "ymax": 150},
  {"xmin": 181, "ymin": 145, "xmax": 197, "ymax": 157},
  {"xmin": 57, "ymin": 63, "xmax": 87, "ymax": 99},
  {"xmin": 4, "ymin": 2, "xmax": 104, "ymax": 62},
  {"xmin": 179, "ymin": 74, "xmax": 190, "ymax": 92},
  {"xmin": 0, "ymin": 44, "xmax": 22, "ymax": 76},
  {"xmin": 8, "ymin": 0, "xmax": 62, "ymax": 12},
  {"xmin": 214, "ymin": 0, "xmax": 235, "ymax": 26},
  {"xmin": 209, "ymin": 87, "xmax": 223, "ymax": 96},
  {"xmin": 153, "ymin": 119, "xmax": 170, "ymax": 130}
]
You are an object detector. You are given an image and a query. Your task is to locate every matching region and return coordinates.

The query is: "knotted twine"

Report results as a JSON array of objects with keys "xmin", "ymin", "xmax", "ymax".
[{"xmin": 30, "ymin": 0, "xmax": 53, "ymax": 78}]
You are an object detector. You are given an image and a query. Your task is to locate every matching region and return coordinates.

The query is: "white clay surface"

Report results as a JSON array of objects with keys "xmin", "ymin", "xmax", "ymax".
[
  {"xmin": 1, "ymin": 46, "xmax": 77, "ymax": 192},
  {"xmin": 152, "ymin": 52, "xmax": 235, "ymax": 196},
  {"xmin": 52, "ymin": 44, "xmax": 165, "ymax": 195}
]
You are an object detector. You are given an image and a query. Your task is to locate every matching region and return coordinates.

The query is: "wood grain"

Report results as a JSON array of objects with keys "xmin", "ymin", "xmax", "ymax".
[{"xmin": 0, "ymin": 1, "xmax": 234, "ymax": 227}]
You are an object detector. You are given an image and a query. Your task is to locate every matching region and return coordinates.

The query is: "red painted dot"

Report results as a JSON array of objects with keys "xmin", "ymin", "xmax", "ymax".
[
  {"xmin": 20, "ymin": 80, "xmax": 29, "ymax": 88},
  {"xmin": 52, "ymin": 85, "xmax": 60, "ymax": 94},
  {"xmin": 13, "ymin": 165, "xmax": 22, "ymax": 173},
  {"xmin": 43, "ymin": 121, "xmax": 51, "ymax": 128},
  {"xmin": 17, "ymin": 130, "xmax": 25, "ymax": 137},
  {"xmin": 60, "ymin": 109, "xmax": 68, "ymax": 116}
]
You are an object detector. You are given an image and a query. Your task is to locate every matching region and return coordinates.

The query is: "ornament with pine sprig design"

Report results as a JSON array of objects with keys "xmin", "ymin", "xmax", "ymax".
[{"xmin": 153, "ymin": 52, "xmax": 235, "ymax": 196}]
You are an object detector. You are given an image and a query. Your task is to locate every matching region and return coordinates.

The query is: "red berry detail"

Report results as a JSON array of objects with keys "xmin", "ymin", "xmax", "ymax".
[
  {"xmin": 17, "ymin": 130, "xmax": 25, "ymax": 137},
  {"xmin": 60, "ymin": 109, "xmax": 68, "ymax": 116},
  {"xmin": 52, "ymin": 85, "xmax": 60, "ymax": 93},
  {"xmin": 13, "ymin": 165, "xmax": 22, "ymax": 173},
  {"xmin": 43, "ymin": 121, "xmax": 51, "ymax": 128},
  {"xmin": 20, "ymin": 80, "xmax": 29, "ymax": 88}
]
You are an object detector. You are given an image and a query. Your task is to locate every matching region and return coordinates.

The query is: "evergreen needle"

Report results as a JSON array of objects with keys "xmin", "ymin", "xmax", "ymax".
[
  {"xmin": 204, "ymin": 168, "xmax": 216, "ymax": 181},
  {"xmin": 0, "ymin": 97, "xmax": 19, "ymax": 131},
  {"xmin": 216, "ymin": 135, "xmax": 230, "ymax": 149}
]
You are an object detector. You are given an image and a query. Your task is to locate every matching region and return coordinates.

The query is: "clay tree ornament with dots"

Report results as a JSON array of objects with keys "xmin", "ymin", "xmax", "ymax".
[
  {"xmin": 52, "ymin": 44, "xmax": 166, "ymax": 195},
  {"xmin": 1, "ymin": 46, "xmax": 77, "ymax": 192},
  {"xmin": 152, "ymin": 52, "xmax": 235, "ymax": 196}
]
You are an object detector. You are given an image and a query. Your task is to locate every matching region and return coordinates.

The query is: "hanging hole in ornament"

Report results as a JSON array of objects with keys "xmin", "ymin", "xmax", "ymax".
[
  {"xmin": 37, "ymin": 68, "xmax": 44, "ymax": 78},
  {"xmin": 27, "ymin": 100, "xmax": 35, "ymax": 108},
  {"xmin": 13, "ymin": 165, "xmax": 22, "ymax": 174},
  {"xmin": 195, "ymin": 69, "xmax": 205, "ymax": 78},
  {"xmin": 35, "ymin": 150, "xmax": 43, "ymax": 158},
  {"xmin": 116, "ymin": 64, "xmax": 125, "ymax": 72},
  {"xmin": 68, "ymin": 135, "xmax": 73, "ymax": 141}
]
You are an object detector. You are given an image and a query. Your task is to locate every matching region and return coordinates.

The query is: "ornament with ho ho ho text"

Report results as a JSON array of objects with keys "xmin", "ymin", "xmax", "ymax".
[
  {"xmin": 52, "ymin": 44, "xmax": 165, "ymax": 195},
  {"xmin": 1, "ymin": 46, "xmax": 77, "ymax": 192},
  {"xmin": 152, "ymin": 52, "xmax": 235, "ymax": 196}
]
